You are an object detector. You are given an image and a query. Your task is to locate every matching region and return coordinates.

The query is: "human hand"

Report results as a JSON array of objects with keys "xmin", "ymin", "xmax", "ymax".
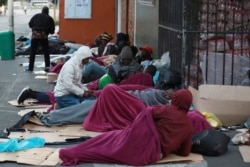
[
  {"xmin": 162, "ymin": 89, "xmax": 175, "ymax": 100},
  {"xmin": 83, "ymin": 90, "xmax": 95, "ymax": 97}
]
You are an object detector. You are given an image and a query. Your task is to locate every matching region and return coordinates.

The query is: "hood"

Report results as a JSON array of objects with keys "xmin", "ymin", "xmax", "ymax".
[
  {"xmin": 171, "ymin": 89, "xmax": 192, "ymax": 112},
  {"xmin": 42, "ymin": 6, "xmax": 49, "ymax": 15},
  {"xmin": 72, "ymin": 46, "xmax": 92, "ymax": 65},
  {"xmin": 120, "ymin": 46, "xmax": 133, "ymax": 59}
]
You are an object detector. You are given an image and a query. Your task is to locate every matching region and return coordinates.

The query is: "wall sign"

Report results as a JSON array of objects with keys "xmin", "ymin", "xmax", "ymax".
[{"xmin": 64, "ymin": 0, "xmax": 92, "ymax": 19}]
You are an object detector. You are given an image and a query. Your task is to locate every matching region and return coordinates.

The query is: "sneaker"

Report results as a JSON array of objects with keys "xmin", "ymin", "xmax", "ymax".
[{"xmin": 17, "ymin": 86, "xmax": 32, "ymax": 104}]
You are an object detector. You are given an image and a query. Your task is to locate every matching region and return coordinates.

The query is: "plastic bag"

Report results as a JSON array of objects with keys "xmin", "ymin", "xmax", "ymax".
[
  {"xmin": 202, "ymin": 112, "xmax": 222, "ymax": 128},
  {"xmin": 152, "ymin": 51, "xmax": 171, "ymax": 69},
  {"xmin": 0, "ymin": 137, "xmax": 45, "ymax": 152}
]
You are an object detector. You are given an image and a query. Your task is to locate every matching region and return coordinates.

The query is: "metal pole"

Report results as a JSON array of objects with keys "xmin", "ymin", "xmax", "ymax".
[
  {"xmin": 53, "ymin": 2, "xmax": 56, "ymax": 22},
  {"xmin": 8, "ymin": 0, "xmax": 14, "ymax": 32}
]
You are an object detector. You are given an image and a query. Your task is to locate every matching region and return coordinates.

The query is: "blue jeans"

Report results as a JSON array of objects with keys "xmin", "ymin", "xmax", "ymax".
[
  {"xmin": 36, "ymin": 92, "xmax": 51, "ymax": 103},
  {"xmin": 55, "ymin": 94, "xmax": 96, "ymax": 109},
  {"xmin": 83, "ymin": 62, "xmax": 106, "ymax": 83}
]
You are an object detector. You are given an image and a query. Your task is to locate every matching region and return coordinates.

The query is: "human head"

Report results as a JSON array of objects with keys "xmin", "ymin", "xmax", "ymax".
[
  {"xmin": 116, "ymin": 32, "xmax": 130, "ymax": 45},
  {"xmin": 117, "ymin": 40, "xmax": 129, "ymax": 54},
  {"xmin": 145, "ymin": 65, "xmax": 157, "ymax": 77},
  {"xmin": 139, "ymin": 46, "xmax": 153, "ymax": 60},
  {"xmin": 130, "ymin": 45, "xmax": 138, "ymax": 58},
  {"xmin": 94, "ymin": 36, "xmax": 102, "ymax": 47},
  {"xmin": 106, "ymin": 45, "xmax": 118, "ymax": 55},
  {"xmin": 171, "ymin": 89, "xmax": 192, "ymax": 113},
  {"xmin": 42, "ymin": 6, "xmax": 49, "ymax": 15},
  {"xmin": 100, "ymin": 32, "xmax": 113, "ymax": 43},
  {"xmin": 120, "ymin": 46, "xmax": 133, "ymax": 66},
  {"xmin": 73, "ymin": 46, "xmax": 93, "ymax": 65}
]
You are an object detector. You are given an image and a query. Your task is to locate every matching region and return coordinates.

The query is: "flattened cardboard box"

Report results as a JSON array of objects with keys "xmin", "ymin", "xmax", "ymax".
[{"xmin": 189, "ymin": 85, "xmax": 250, "ymax": 126}]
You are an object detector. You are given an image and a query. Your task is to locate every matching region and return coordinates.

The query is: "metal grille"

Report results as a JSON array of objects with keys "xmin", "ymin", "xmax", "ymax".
[
  {"xmin": 158, "ymin": 0, "xmax": 183, "ymax": 73},
  {"xmin": 159, "ymin": 0, "xmax": 250, "ymax": 88}
]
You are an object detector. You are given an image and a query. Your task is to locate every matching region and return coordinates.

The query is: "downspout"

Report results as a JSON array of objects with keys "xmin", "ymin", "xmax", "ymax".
[
  {"xmin": 126, "ymin": 0, "xmax": 129, "ymax": 34},
  {"xmin": 8, "ymin": 0, "xmax": 14, "ymax": 32}
]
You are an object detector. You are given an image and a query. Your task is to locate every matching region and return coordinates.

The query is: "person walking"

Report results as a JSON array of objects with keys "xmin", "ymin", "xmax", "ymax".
[{"xmin": 27, "ymin": 6, "xmax": 55, "ymax": 72}]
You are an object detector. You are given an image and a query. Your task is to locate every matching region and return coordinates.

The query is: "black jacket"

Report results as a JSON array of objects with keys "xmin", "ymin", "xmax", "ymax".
[{"xmin": 29, "ymin": 8, "xmax": 55, "ymax": 35}]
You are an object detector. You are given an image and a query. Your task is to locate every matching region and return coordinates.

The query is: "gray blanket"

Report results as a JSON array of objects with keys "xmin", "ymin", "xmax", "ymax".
[
  {"xmin": 38, "ymin": 100, "xmax": 96, "ymax": 126},
  {"xmin": 38, "ymin": 89, "xmax": 169, "ymax": 126}
]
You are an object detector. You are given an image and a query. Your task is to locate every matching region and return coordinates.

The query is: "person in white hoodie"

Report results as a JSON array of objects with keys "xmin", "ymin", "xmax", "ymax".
[{"xmin": 54, "ymin": 46, "xmax": 95, "ymax": 109}]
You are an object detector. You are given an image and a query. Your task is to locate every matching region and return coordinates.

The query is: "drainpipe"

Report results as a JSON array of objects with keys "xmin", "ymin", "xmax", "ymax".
[
  {"xmin": 126, "ymin": 0, "xmax": 129, "ymax": 34},
  {"xmin": 8, "ymin": 0, "xmax": 14, "ymax": 32}
]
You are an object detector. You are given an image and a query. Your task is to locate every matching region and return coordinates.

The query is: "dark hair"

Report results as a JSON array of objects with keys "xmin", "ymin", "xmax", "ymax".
[
  {"xmin": 106, "ymin": 45, "xmax": 118, "ymax": 55},
  {"xmin": 130, "ymin": 45, "xmax": 138, "ymax": 57},
  {"xmin": 117, "ymin": 41, "xmax": 129, "ymax": 54},
  {"xmin": 42, "ymin": 6, "xmax": 49, "ymax": 15},
  {"xmin": 145, "ymin": 65, "xmax": 157, "ymax": 77},
  {"xmin": 116, "ymin": 32, "xmax": 129, "ymax": 45}
]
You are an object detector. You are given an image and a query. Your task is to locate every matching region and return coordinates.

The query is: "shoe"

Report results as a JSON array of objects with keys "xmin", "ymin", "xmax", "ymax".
[
  {"xmin": 44, "ymin": 67, "xmax": 50, "ymax": 72},
  {"xmin": 17, "ymin": 86, "xmax": 32, "ymax": 104},
  {"xmin": 24, "ymin": 67, "xmax": 33, "ymax": 72}
]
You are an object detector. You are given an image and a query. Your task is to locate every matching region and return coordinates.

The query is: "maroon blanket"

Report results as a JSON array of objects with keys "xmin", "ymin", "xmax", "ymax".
[
  {"xmin": 59, "ymin": 107, "xmax": 161, "ymax": 166},
  {"xmin": 83, "ymin": 84, "xmax": 146, "ymax": 131},
  {"xmin": 187, "ymin": 110, "xmax": 213, "ymax": 134}
]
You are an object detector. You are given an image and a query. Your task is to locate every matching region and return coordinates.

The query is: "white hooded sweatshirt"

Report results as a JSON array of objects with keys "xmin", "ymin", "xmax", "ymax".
[{"xmin": 54, "ymin": 46, "xmax": 92, "ymax": 97}]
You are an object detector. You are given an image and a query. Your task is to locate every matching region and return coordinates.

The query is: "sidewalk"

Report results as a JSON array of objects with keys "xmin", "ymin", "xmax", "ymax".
[{"xmin": 0, "ymin": 56, "xmax": 249, "ymax": 167}]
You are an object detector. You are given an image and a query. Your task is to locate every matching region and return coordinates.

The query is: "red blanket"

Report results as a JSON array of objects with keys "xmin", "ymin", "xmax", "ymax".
[
  {"xmin": 59, "ymin": 107, "xmax": 161, "ymax": 166},
  {"xmin": 83, "ymin": 84, "xmax": 146, "ymax": 131}
]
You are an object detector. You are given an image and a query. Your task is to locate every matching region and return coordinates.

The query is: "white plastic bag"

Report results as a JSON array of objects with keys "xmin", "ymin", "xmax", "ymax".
[{"xmin": 152, "ymin": 51, "xmax": 171, "ymax": 69}]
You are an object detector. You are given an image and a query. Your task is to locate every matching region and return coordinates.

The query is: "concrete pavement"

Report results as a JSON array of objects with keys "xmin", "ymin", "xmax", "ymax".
[{"xmin": 0, "ymin": 56, "xmax": 249, "ymax": 167}]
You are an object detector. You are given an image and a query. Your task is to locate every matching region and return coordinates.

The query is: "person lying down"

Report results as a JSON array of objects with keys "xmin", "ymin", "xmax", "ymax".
[
  {"xmin": 14, "ymin": 84, "xmax": 212, "ymax": 166},
  {"xmin": 37, "ymin": 84, "xmax": 173, "ymax": 126},
  {"xmin": 59, "ymin": 85, "xmax": 194, "ymax": 166}
]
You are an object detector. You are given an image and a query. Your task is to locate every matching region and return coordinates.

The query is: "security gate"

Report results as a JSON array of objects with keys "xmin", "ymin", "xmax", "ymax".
[{"xmin": 158, "ymin": 0, "xmax": 250, "ymax": 88}]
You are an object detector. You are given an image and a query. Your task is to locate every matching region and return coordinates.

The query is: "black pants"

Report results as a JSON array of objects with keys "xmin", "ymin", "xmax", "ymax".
[{"xmin": 29, "ymin": 38, "xmax": 50, "ymax": 71}]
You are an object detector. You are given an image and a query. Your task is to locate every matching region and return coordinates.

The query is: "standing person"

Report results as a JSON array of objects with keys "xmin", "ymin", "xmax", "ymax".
[
  {"xmin": 27, "ymin": 6, "xmax": 55, "ymax": 72},
  {"xmin": 54, "ymin": 46, "xmax": 95, "ymax": 109},
  {"xmin": 23, "ymin": 5, "xmax": 27, "ymax": 14}
]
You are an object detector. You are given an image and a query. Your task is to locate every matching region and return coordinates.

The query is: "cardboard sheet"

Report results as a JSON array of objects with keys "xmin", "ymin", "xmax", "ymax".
[
  {"xmin": 156, "ymin": 153, "xmax": 203, "ymax": 163},
  {"xmin": 239, "ymin": 145, "xmax": 250, "ymax": 163},
  {"xmin": 8, "ymin": 124, "xmax": 99, "ymax": 143},
  {"xmin": 18, "ymin": 108, "xmax": 48, "ymax": 116},
  {"xmin": 0, "ymin": 147, "xmax": 203, "ymax": 166},
  {"xmin": 22, "ymin": 123, "xmax": 73, "ymax": 132},
  {"xmin": 0, "ymin": 148, "xmax": 59, "ymax": 166},
  {"xmin": 33, "ymin": 70, "xmax": 47, "ymax": 75},
  {"xmin": 8, "ymin": 99, "xmax": 37, "ymax": 107},
  {"xmin": 60, "ymin": 126, "xmax": 102, "ymax": 137},
  {"xmin": 189, "ymin": 85, "xmax": 250, "ymax": 126},
  {"xmin": 35, "ymin": 76, "xmax": 47, "ymax": 79},
  {"xmin": 8, "ymin": 131, "xmax": 76, "ymax": 143}
]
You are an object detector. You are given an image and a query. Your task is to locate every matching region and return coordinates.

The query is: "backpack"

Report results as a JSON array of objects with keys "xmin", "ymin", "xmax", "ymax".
[
  {"xmin": 192, "ymin": 129, "xmax": 231, "ymax": 156},
  {"xmin": 155, "ymin": 68, "xmax": 182, "ymax": 90}
]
